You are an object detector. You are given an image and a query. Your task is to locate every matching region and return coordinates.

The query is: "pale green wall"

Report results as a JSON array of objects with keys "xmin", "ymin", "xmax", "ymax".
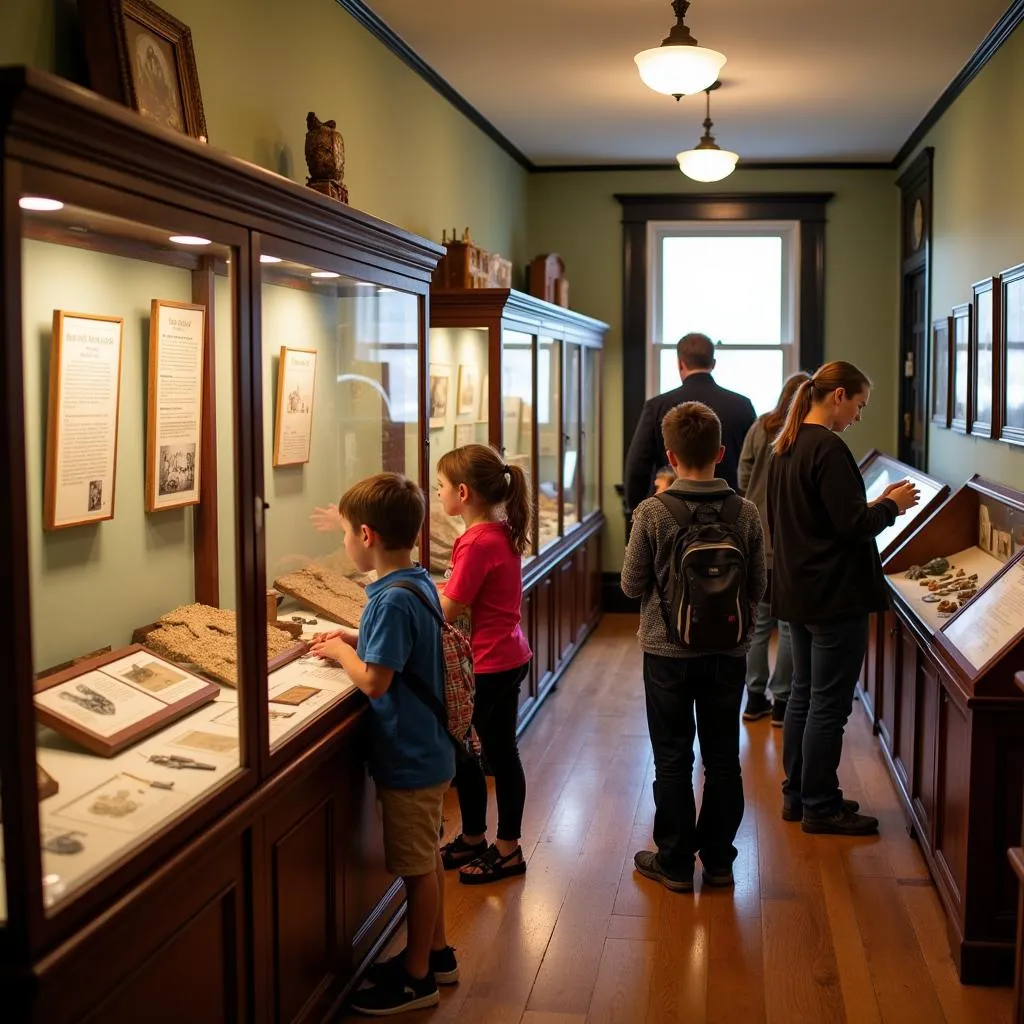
[
  {"xmin": 527, "ymin": 169, "xmax": 900, "ymax": 568},
  {"xmin": 0, "ymin": 0, "xmax": 528, "ymax": 267},
  {"xmin": 903, "ymin": 25, "xmax": 1024, "ymax": 489}
]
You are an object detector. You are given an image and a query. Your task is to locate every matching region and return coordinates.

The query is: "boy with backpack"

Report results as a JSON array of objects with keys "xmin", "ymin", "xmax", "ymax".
[
  {"xmin": 310, "ymin": 473, "xmax": 458, "ymax": 1015},
  {"xmin": 622, "ymin": 401, "xmax": 766, "ymax": 892}
]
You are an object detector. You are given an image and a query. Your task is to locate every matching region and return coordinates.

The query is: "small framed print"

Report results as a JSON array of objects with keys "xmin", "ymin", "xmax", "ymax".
[
  {"xmin": 146, "ymin": 299, "xmax": 205, "ymax": 511},
  {"xmin": 44, "ymin": 310, "xmax": 125, "ymax": 530},
  {"xmin": 1000, "ymin": 264, "xmax": 1024, "ymax": 446},
  {"xmin": 273, "ymin": 347, "xmax": 317, "ymax": 467},
  {"xmin": 930, "ymin": 317, "xmax": 952, "ymax": 428},
  {"xmin": 33, "ymin": 645, "xmax": 217, "ymax": 757},
  {"xmin": 429, "ymin": 364, "xmax": 451, "ymax": 428},
  {"xmin": 950, "ymin": 302, "xmax": 973, "ymax": 434},
  {"xmin": 971, "ymin": 278, "xmax": 1001, "ymax": 440},
  {"xmin": 456, "ymin": 364, "xmax": 479, "ymax": 416},
  {"xmin": 453, "ymin": 422, "xmax": 476, "ymax": 448}
]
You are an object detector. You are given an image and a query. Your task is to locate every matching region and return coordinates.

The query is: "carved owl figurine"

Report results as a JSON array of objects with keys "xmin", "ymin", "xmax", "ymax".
[{"xmin": 305, "ymin": 111, "xmax": 345, "ymax": 183}]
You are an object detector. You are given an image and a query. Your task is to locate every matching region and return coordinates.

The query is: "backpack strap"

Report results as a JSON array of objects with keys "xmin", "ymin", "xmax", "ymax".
[
  {"xmin": 718, "ymin": 493, "xmax": 743, "ymax": 525},
  {"xmin": 655, "ymin": 490, "xmax": 695, "ymax": 528}
]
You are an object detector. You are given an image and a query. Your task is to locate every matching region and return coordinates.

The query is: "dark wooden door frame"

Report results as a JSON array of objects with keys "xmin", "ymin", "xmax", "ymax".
[{"xmin": 615, "ymin": 192, "xmax": 833, "ymax": 462}]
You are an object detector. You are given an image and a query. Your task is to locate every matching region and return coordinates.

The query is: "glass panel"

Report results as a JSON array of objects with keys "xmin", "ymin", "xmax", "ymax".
[
  {"xmin": 564, "ymin": 343, "xmax": 581, "ymax": 531},
  {"xmin": 659, "ymin": 346, "xmax": 783, "ymax": 415},
  {"xmin": 538, "ymin": 337, "xmax": 562, "ymax": 552},
  {"xmin": 1005, "ymin": 278, "xmax": 1024, "ymax": 431},
  {"xmin": 502, "ymin": 330, "xmax": 535, "ymax": 560},
  {"xmin": 582, "ymin": 347, "xmax": 601, "ymax": 516},
  {"xmin": 427, "ymin": 327, "xmax": 490, "ymax": 578},
  {"xmin": 975, "ymin": 288, "xmax": 993, "ymax": 426},
  {"xmin": 19, "ymin": 196, "xmax": 243, "ymax": 911},
  {"xmin": 661, "ymin": 236, "xmax": 783, "ymax": 345},
  {"xmin": 259, "ymin": 255, "xmax": 419, "ymax": 750}
]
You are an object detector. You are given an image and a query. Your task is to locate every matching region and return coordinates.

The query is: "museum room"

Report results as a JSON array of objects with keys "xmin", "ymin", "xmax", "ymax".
[{"xmin": 1, "ymin": 0, "xmax": 1024, "ymax": 1020}]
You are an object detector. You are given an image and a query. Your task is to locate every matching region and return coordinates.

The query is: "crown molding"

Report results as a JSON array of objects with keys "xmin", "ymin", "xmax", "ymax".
[{"xmin": 533, "ymin": 160, "xmax": 892, "ymax": 173}]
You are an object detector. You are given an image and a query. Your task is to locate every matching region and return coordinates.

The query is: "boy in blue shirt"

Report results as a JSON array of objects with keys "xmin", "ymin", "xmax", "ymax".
[{"xmin": 311, "ymin": 473, "xmax": 456, "ymax": 1015}]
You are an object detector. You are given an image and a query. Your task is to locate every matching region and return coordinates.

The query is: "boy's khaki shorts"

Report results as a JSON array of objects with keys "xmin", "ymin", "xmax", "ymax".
[{"xmin": 377, "ymin": 780, "xmax": 450, "ymax": 877}]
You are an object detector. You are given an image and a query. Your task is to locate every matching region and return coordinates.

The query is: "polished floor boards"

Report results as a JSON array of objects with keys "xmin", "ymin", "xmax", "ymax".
[{"xmin": 342, "ymin": 614, "xmax": 1013, "ymax": 1023}]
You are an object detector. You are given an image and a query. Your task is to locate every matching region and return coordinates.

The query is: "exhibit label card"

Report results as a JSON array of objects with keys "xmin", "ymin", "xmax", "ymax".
[
  {"xmin": 44, "ymin": 311, "xmax": 124, "ymax": 529},
  {"xmin": 273, "ymin": 347, "xmax": 317, "ymax": 466},
  {"xmin": 147, "ymin": 299, "xmax": 205, "ymax": 511},
  {"xmin": 944, "ymin": 559, "xmax": 1024, "ymax": 671}
]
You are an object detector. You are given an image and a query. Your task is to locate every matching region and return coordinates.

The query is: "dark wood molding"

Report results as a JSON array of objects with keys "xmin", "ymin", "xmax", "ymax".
[{"xmin": 333, "ymin": 1, "xmax": 533, "ymax": 172}]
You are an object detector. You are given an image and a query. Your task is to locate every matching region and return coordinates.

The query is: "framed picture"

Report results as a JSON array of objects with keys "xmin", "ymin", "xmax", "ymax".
[
  {"xmin": 79, "ymin": 0, "xmax": 208, "ymax": 141},
  {"xmin": 971, "ymin": 277, "xmax": 1001, "ymax": 440},
  {"xmin": 454, "ymin": 423, "xmax": 476, "ymax": 448},
  {"xmin": 273, "ymin": 347, "xmax": 317, "ymax": 467},
  {"xmin": 502, "ymin": 396, "xmax": 522, "ymax": 451},
  {"xmin": 930, "ymin": 316, "xmax": 952, "ymax": 428},
  {"xmin": 457, "ymin": 364, "xmax": 479, "ymax": 416},
  {"xmin": 950, "ymin": 302, "xmax": 973, "ymax": 434},
  {"xmin": 429, "ymin": 364, "xmax": 451, "ymax": 428},
  {"xmin": 33, "ymin": 645, "xmax": 217, "ymax": 757},
  {"xmin": 480, "ymin": 373, "xmax": 489, "ymax": 420},
  {"xmin": 1000, "ymin": 264, "xmax": 1024, "ymax": 446},
  {"xmin": 44, "ymin": 310, "xmax": 125, "ymax": 530},
  {"xmin": 146, "ymin": 299, "xmax": 205, "ymax": 511}
]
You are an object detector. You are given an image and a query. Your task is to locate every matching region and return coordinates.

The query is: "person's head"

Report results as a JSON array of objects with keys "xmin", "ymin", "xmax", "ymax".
[
  {"xmin": 763, "ymin": 370, "xmax": 813, "ymax": 437},
  {"xmin": 661, "ymin": 401, "xmax": 724, "ymax": 477},
  {"xmin": 772, "ymin": 361, "xmax": 873, "ymax": 456},
  {"xmin": 654, "ymin": 466, "xmax": 676, "ymax": 494},
  {"xmin": 436, "ymin": 444, "xmax": 532, "ymax": 554},
  {"xmin": 337, "ymin": 473, "xmax": 425, "ymax": 571},
  {"xmin": 676, "ymin": 333, "xmax": 716, "ymax": 381}
]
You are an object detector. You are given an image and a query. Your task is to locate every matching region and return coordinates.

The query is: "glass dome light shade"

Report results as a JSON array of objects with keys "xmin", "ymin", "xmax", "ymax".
[
  {"xmin": 634, "ymin": 45, "xmax": 726, "ymax": 97},
  {"xmin": 676, "ymin": 144, "xmax": 739, "ymax": 183}
]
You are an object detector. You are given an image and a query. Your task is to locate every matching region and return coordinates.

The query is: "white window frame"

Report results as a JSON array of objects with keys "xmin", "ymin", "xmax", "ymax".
[{"xmin": 646, "ymin": 220, "xmax": 801, "ymax": 400}]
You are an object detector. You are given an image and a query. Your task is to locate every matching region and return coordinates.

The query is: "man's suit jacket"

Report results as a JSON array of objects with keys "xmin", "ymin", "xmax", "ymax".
[{"xmin": 624, "ymin": 372, "xmax": 756, "ymax": 510}]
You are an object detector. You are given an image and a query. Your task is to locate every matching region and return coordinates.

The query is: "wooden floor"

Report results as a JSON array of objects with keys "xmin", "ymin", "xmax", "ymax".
[{"xmin": 342, "ymin": 614, "xmax": 1014, "ymax": 1023}]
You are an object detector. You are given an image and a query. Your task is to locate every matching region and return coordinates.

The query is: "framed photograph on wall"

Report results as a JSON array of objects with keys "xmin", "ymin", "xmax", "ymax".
[
  {"xmin": 453, "ymin": 423, "xmax": 476, "ymax": 448},
  {"xmin": 146, "ymin": 299, "xmax": 205, "ymax": 511},
  {"xmin": 456, "ymin": 364, "xmax": 478, "ymax": 416},
  {"xmin": 971, "ymin": 277, "xmax": 1001, "ymax": 440},
  {"xmin": 429, "ymin": 364, "xmax": 451, "ymax": 428},
  {"xmin": 930, "ymin": 316, "xmax": 952, "ymax": 428},
  {"xmin": 44, "ymin": 310, "xmax": 125, "ymax": 530},
  {"xmin": 273, "ymin": 347, "xmax": 317, "ymax": 467},
  {"xmin": 950, "ymin": 302, "xmax": 973, "ymax": 434},
  {"xmin": 79, "ymin": 0, "xmax": 208, "ymax": 141},
  {"xmin": 1000, "ymin": 264, "xmax": 1024, "ymax": 446}
]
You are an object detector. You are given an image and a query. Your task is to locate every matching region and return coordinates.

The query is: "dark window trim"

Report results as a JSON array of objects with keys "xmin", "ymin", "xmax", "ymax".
[{"xmin": 616, "ymin": 192, "xmax": 833, "ymax": 461}]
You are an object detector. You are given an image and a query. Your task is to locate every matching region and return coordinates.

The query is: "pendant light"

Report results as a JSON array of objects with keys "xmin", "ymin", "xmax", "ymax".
[
  {"xmin": 676, "ymin": 82, "xmax": 738, "ymax": 182},
  {"xmin": 634, "ymin": 0, "xmax": 726, "ymax": 99}
]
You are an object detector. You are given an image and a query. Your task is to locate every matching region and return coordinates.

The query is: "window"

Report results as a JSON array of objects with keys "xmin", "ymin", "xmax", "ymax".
[{"xmin": 648, "ymin": 222, "xmax": 800, "ymax": 414}]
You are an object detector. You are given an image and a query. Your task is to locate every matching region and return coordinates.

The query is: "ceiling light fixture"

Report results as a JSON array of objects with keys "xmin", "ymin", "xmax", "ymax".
[
  {"xmin": 634, "ymin": 0, "xmax": 726, "ymax": 100},
  {"xmin": 677, "ymin": 82, "xmax": 738, "ymax": 182},
  {"xmin": 260, "ymin": 254, "xmax": 282, "ymax": 264},
  {"xmin": 169, "ymin": 235, "xmax": 211, "ymax": 246},
  {"xmin": 19, "ymin": 196, "xmax": 64, "ymax": 212},
  {"xmin": 310, "ymin": 270, "xmax": 340, "ymax": 279}
]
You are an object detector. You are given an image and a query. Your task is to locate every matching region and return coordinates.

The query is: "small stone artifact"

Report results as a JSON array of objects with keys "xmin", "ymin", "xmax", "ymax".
[
  {"xmin": 305, "ymin": 112, "xmax": 348, "ymax": 204},
  {"xmin": 43, "ymin": 830, "xmax": 84, "ymax": 855},
  {"xmin": 90, "ymin": 789, "xmax": 139, "ymax": 819},
  {"xmin": 60, "ymin": 682, "xmax": 115, "ymax": 716}
]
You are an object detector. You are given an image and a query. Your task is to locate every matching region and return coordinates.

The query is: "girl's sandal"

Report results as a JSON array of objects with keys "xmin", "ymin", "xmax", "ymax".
[
  {"xmin": 440, "ymin": 835, "xmax": 488, "ymax": 870},
  {"xmin": 458, "ymin": 844, "xmax": 527, "ymax": 885}
]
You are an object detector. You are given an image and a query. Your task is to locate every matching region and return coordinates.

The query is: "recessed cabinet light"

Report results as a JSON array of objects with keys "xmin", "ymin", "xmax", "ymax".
[
  {"xmin": 260, "ymin": 254, "xmax": 282, "ymax": 264},
  {"xmin": 169, "ymin": 235, "xmax": 211, "ymax": 246},
  {"xmin": 19, "ymin": 197, "xmax": 64, "ymax": 211},
  {"xmin": 311, "ymin": 271, "xmax": 340, "ymax": 279}
]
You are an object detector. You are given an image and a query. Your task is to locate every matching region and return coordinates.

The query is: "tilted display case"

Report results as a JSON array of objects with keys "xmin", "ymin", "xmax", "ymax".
[
  {"xmin": 429, "ymin": 290, "xmax": 607, "ymax": 722},
  {"xmin": 871, "ymin": 474, "xmax": 1024, "ymax": 984},
  {"xmin": 0, "ymin": 67, "xmax": 442, "ymax": 1021}
]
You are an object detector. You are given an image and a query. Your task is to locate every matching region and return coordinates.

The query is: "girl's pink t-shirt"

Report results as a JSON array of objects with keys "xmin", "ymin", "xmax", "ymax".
[{"xmin": 443, "ymin": 521, "xmax": 532, "ymax": 674}]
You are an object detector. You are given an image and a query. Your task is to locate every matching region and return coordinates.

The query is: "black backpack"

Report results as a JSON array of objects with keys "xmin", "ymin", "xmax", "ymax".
[{"xmin": 654, "ymin": 491, "xmax": 750, "ymax": 652}]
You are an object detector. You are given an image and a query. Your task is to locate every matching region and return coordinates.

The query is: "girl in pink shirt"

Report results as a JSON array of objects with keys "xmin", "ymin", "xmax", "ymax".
[{"xmin": 436, "ymin": 444, "xmax": 532, "ymax": 884}]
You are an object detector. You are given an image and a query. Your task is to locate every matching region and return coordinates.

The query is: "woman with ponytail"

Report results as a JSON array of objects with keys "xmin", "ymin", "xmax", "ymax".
[
  {"xmin": 767, "ymin": 362, "xmax": 920, "ymax": 836},
  {"xmin": 435, "ymin": 444, "xmax": 533, "ymax": 883}
]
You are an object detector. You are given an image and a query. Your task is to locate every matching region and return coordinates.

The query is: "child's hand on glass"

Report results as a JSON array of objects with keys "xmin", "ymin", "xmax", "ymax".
[
  {"xmin": 310, "ymin": 505, "xmax": 342, "ymax": 532},
  {"xmin": 310, "ymin": 633, "xmax": 356, "ymax": 663}
]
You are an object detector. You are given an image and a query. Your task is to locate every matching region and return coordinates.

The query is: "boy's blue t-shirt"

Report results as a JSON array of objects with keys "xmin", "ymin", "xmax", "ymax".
[{"xmin": 357, "ymin": 566, "xmax": 455, "ymax": 789}]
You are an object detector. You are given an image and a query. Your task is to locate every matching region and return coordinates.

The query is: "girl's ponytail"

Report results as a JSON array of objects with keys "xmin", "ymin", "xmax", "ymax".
[{"xmin": 503, "ymin": 463, "xmax": 531, "ymax": 555}]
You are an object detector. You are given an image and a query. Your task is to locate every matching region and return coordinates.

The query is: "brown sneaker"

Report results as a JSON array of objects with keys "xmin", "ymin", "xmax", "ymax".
[
  {"xmin": 801, "ymin": 807, "xmax": 878, "ymax": 835},
  {"xmin": 633, "ymin": 850, "xmax": 693, "ymax": 892},
  {"xmin": 782, "ymin": 798, "xmax": 859, "ymax": 822}
]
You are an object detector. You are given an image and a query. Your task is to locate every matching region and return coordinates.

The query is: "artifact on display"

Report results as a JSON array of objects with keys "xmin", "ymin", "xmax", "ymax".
[{"xmin": 274, "ymin": 565, "xmax": 368, "ymax": 627}]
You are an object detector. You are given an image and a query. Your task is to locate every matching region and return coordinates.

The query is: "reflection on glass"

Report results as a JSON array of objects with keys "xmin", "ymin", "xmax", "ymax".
[
  {"xmin": 20, "ymin": 198, "xmax": 242, "ymax": 911},
  {"xmin": 661, "ymin": 347, "xmax": 783, "ymax": 415},
  {"xmin": 931, "ymin": 321, "xmax": 949, "ymax": 421},
  {"xmin": 583, "ymin": 347, "xmax": 601, "ymax": 516},
  {"xmin": 952, "ymin": 310, "xmax": 970, "ymax": 423},
  {"xmin": 502, "ymin": 331, "xmax": 535, "ymax": 559},
  {"xmin": 427, "ymin": 327, "xmax": 489, "ymax": 575},
  {"xmin": 538, "ymin": 337, "xmax": 562, "ymax": 552},
  {"xmin": 1006, "ymin": 278, "xmax": 1024, "ymax": 432},
  {"xmin": 975, "ymin": 288, "xmax": 993, "ymax": 427},
  {"xmin": 564, "ymin": 344, "xmax": 581, "ymax": 530},
  {"xmin": 260, "ymin": 259, "xmax": 419, "ymax": 747}
]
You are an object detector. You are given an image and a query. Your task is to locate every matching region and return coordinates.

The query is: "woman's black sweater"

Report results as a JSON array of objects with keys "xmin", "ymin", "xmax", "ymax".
[{"xmin": 767, "ymin": 424, "xmax": 898, "ymax": 625}]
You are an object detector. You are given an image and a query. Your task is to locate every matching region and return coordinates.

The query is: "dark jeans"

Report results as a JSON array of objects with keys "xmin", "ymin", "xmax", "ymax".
[
  {"xmin": 454, "ymin": 661, "xmax": 529, "ymax": 842},
  {"xmin": 642, "ymin": 652, "xmax": 746, "ymax": 874},
  {"xmin": 783, "ymin": 617, "xmax": 869, "ymax": 817}
]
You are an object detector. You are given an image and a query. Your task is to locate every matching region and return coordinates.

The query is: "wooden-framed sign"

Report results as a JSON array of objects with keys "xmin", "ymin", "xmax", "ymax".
[
  {"xmin": 44, "ymin": 310, "xmax": 124, "ymax": 530},
  {"xmin": 33, "ymin": 644, "xmax": 218, "ymax": 757},
  {"xmin": 1000, "ymin": 263, "xmax": 1024, "ymax": 446},
  {"xmin": 950, "ymin": 302, "xmax": 973, "ymax": 434},
  {"xmin": 273, "ymin": 346, "xmax": 317, "ymax": 466},
  {"xmin": 146, "ymin": 298, "xmax": 205, "ymax": 511},
  {"xmin": 970, "ymin": 277, "xmax": 1001, "ymax": 440},
  {"xmin": 930, "ymin": 316, "xmax": 952, "ymax": 428}
]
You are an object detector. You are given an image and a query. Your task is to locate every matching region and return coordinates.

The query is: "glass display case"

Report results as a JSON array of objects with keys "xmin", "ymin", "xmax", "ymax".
[
  {"xmin": 537, "ymin": 336, "xmax": 563, "ymax": 553},
  {"xmin": 502, "ymin": 329, "xmax": 535, "ymax": 560},
  {"xmin": 582, "ymin": 346, "xmax": 602, "ymax": 518}
]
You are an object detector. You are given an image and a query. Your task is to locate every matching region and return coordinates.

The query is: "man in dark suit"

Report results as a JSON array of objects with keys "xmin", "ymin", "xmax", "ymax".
[{"xmin": 624, "ymin": 333, "xmax": 756, "ymax": 511}]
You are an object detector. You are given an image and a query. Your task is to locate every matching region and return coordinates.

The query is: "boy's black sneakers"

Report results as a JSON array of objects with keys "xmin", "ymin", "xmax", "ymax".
[
  {"xmin": 771, "ymin": 699, "xmax": 787, "ymax": 727},
  {"xmin": 742, "ymin": 692, "xmax": 772, "ymax": 721},
  {"xmin": 365, "ymin": 946, "xmax": 459, "ymax": 987},
  {"xmin": 633, "ymin": 850, "xmax": 693, "ymax": 892},
  {"xmin": 350, "ymin": 966, "xmax": 439, "ymax": 1016},
  {"xmin": 782, "ymin": 798, "xmax": 860, "ymax": 822},
  {"xmin": 801, "ymin": 807, "xmax": 879, "ymax": 836}
]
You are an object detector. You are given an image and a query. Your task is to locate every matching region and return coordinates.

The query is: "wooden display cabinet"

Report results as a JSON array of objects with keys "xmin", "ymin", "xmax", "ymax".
[{"xmin": 875, "ymin": 475, "xmax": 1024, "ymax": 984}]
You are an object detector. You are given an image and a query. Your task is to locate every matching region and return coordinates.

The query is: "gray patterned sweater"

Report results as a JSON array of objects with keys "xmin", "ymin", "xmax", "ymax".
[{"xmin": 621, "ymin": 478, "xmax": 767, "ymax": 658}]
